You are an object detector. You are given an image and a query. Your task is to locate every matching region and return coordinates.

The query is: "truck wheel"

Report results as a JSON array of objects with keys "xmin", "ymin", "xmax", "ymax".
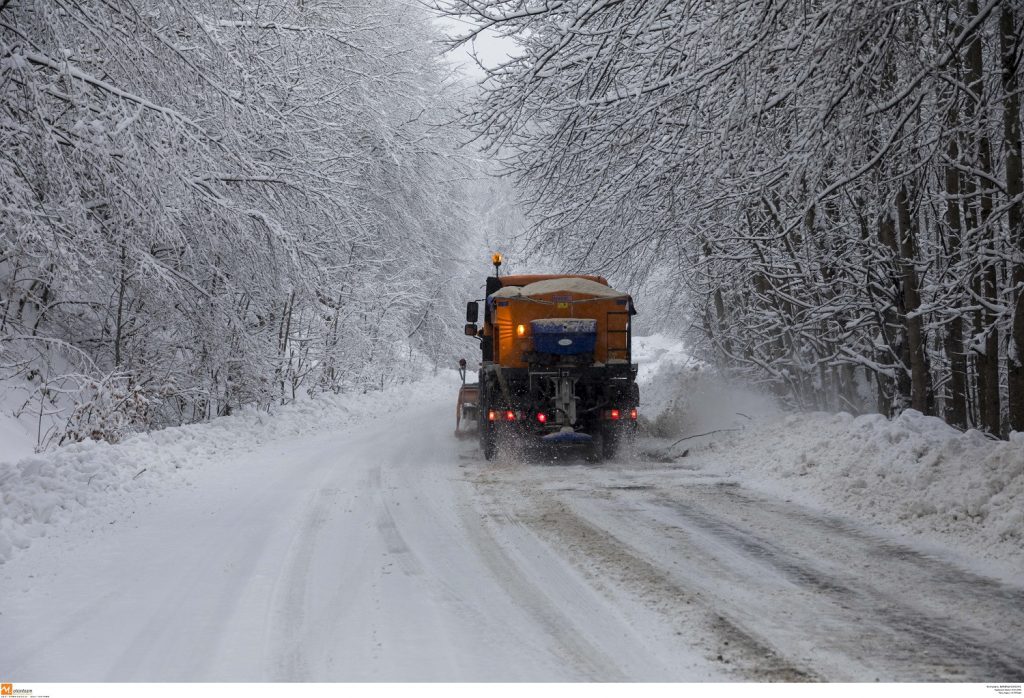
[
  {"xmin": 585, "ymin": 431, "xmax": 603, "ymax": 463},
  {"xmin": 479, "ymin": 374, "xmax": 497, "ymax": 460},
  {"xmin": 602, "ymin": 428, "xmax": 620, "ymax": 459},
  {"xmin": 482, "ymin": 423, "xmax": 497, "ymax": 460}
]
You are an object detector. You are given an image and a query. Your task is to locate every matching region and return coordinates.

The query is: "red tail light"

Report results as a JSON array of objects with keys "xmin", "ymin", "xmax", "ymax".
[
  {"xmin": 609, "ymin": 409, "xmax": 620, "ymax": 420},
  {"xmin": 630, "ymin": 407, "xmax": 638, "ymax": 420},
  {"xmin": 505, "ymin": 410, "xmax": 516, "ymax": 422},
  {"xmin": 488, "ymin": 410, "xmax": 498, "ymax": 422},
  {"xmin": 536, "ymin": 413, "xmax": 547, "ymax": 424}
]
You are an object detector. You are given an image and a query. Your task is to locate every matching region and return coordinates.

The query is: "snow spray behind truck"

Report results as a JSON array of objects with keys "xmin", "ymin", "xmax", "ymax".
[{"xmin": 458, "ymin": 254, "xmax": 639, "ymax": 460}]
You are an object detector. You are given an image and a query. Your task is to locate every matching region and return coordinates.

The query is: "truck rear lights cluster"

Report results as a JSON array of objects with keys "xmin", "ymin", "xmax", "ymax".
[
  {"xmin": 487, "ymin": 409, "xmax": 519, "ymax": 422},
  {"xmin": 604, "ymin": 408, "xmax": 638, "ymax": 420}
]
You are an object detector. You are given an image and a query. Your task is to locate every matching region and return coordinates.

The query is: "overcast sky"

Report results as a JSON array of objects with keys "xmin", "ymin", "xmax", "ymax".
[{"xmin": 431, "ymin": 14, "xmax": 519, "ymax": 81}]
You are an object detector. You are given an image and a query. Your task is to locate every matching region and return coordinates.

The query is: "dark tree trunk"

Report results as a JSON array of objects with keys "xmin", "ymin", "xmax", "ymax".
[
  {"xmin": 114, "ymin": 244, "xmax": 126, "ymax": 368},
  {"xmin": 877, "ymin": 210, "xmax": 908, "ymax": 413},
  {"xmin": 942, "ymin": 27, "xmax": 969, "ymax": 428},
  {"xmin": 1000, "ymin": 5, "xmax": 1024, "ymax": 431},
  {"xmin": 966, "ymin": 0, "xmax": 1002, "ymax": 435},
  {"xmin": 895, "ymin": 183, "xmax": 932, "ymax": 413}
]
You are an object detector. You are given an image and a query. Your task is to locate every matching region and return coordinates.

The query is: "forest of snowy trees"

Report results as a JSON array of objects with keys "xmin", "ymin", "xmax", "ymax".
[
  {"xmin": 441, "ymin": 0, "xmax": 1024, "ymax": 436},
  {"xmin": 1, "ymin": 1, "xmax": 484, "ymax": 445},
  {"xmin": 5, "ymin": 0, "xmax": 1024, "ymax": 446}
]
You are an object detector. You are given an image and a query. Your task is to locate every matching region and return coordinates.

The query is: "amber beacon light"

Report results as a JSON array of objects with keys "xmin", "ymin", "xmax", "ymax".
[{"xmin": 492, "ymin": 252, "xmax": 503, "ymax": 275}]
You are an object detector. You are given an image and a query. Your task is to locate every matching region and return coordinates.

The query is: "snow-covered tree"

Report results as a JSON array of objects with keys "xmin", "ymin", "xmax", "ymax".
[
  {"xmin": 2, "ymin": 0, "xmax": 477, "ymax": 445},
  {"xmin": 439, "ymin": 0, "xmax": 1024, "ymax": 435}
]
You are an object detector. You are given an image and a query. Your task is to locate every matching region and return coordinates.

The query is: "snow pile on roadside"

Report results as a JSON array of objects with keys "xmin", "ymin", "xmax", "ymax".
[
  {"xmin": 698, "ymin": 410, "xmax": 1024, "ymax": 568},
  {"xmin": 0, "ymin": 372, "xmax": 459, "ymax": 562},
  {"xmin": 0, "ymin": 380, "xmax": 61, "ymax": 462},
  {"xmin": 0, "ymin": 410, "xmax": 36, "ymax": 463},
  {"xmin": 633, "ymin": 334, "xmax": 1022, "ymax": 568}
]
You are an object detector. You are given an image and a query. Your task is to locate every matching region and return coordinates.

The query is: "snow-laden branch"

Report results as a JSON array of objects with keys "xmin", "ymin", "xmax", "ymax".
[{"xmin": 18, "ymin": 50, "xmax": 200, "ymax": 129}]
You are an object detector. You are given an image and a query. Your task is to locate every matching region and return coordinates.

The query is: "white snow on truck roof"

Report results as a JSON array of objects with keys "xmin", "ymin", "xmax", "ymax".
[
  {"xmin": 531, "ymin": 318, "xmax": 598, "ymax": 333},
  {"xmin": 491, "ymin": 277, "xmax": 629, "ymax": 299}
]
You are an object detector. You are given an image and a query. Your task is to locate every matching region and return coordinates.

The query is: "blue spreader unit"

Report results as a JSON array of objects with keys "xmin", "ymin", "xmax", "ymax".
[
  {"xmin": 541, "ymin": 430, "xmax": 594, "ymax": 444},
  {"xmin": 531, "ymin": 318, "xmax": 598, "ymax": 355}
]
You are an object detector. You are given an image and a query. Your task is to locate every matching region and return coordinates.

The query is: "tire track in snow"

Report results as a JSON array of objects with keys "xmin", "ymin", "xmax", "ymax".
[
  {"xmin": 477, "ymin": 457, "xmax": 1024, "ymax": 681},
  {"xmin": 655, "ymin": 497, "xmax": 1023, "ymax": 680},
  {"xmin": 644, "ymin": 486, "xmax": 1024, "ymax": 681},
  {"xmin": 543, "ymin": 471, "xmax": 1024, "ymax": 681},
  {"xmin": 457, "ymin": 477, "xmax": 632, "ymax": 681},
  {"xmin": 373, "ymin": 469, "xmax": 424, "ymax": 578},
  {"xmin": 102, "ymin": 468, "xmax": 337, "ymax": 680},
  {"xmin": 267, "ymin": 477, "xmax": 341, "ymax": 680},
  {"xmin": 701, "ymin": 483, "xmax": 1024, "ymax": 611},
  {"xmin": 504, "ymin": 485, "xmax": 816, "ymax": 682}
]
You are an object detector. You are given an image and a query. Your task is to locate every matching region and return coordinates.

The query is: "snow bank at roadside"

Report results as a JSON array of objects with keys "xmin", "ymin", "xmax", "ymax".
[
  {"xmin": 0, "ymin": 381, "xmax": 54, "ymax": 462},
  {"xmin": 0, "ymin": 372, "xmax": 459, "ymax": 563},
  {"xmin": 0, "ymin": 411, "xmax": 35, "ymax": 463},
  {"xmin": 635, "ymin": 334, "xmax": 1023, "ymax": 569},
  {"xmin": 695, "ymin": 409, "xmax": 1024, "ymax": 569}
]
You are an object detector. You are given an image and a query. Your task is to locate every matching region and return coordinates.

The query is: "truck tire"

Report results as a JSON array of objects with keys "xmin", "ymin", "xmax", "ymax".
[
  {"xmin": 482, "ymin": 423, "xmax": 497, "ymax": 460},
  {"xmin": 601, "ymin": 427, "xmax": 620, "ymax": 459},
  {"xmin": 585, "ymin": 430, "xmax": 603, "ymax": 463},
  {"xmin": 478, "ymin": 372, "xmax": 496, "ymax": 460}
]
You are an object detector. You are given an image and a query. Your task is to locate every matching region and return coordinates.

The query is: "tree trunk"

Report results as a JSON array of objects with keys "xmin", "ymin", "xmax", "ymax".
[
  {"xmin": 1001, "ymin": 5, "xmax": 1024, "ymax": 431},
  {"xmin": 114, "ymin": 244, "xmax": 126, "ymax": 368},
  {"xmin": 877, "ymin": 211, "xmax": 907, "ymax": 414},
  {"xmin": 895, "ymin": 183, "xmax": 932, "ymax": 413},
  {"xmin": 942, "ymin": 31, "xmax": 969, "ymax": 427},
  {"xmin": 943, "ymin": 165, "xmax": 968, "ymax": 426},
  {"xmin": 966, "ymin": 0, "xmax": 1001, "ymax": 435}
]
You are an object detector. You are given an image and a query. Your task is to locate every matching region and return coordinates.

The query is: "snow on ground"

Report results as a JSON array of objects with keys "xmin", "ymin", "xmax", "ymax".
[
  {"xmin": 0, "ymin": 379, "xmax": 54, "ymax": 462},
  {"xmin": 1, "ymin": 373, "xmax": 726, "ymax": 681},
  {"xmin": 2, "ymin": 335, "xmax": 1022, "ymax": 680},
  {"xmin": 635, "ymin": 333, "xmax": 1024, "ymax": 573},
  {"xmin": 696, "ymin": 410, "xmax": 1024, "ymax": 573},
  {"xmin": 0, "ymin": 409, "xmax": 36, "ymax": 463},
  {"xmin": 0, "ymin": 373, "xmax": 459, "ymax": 563}
]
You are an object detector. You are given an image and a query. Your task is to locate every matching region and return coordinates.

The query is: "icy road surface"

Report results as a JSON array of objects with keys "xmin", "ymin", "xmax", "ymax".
[{"xmin": 2, "ymin": 401, "xmax": 1023, "ymax": 681}]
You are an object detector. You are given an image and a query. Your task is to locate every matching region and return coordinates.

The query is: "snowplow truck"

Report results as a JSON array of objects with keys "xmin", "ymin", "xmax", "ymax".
[{"xmin": 463, "ymin": 263, "xmax": 638, "ymax": 461}]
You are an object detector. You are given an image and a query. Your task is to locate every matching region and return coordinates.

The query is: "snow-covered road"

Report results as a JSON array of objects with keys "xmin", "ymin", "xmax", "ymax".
[{"xmin": 2, "ymin": 396, "xmax": 1022, "ymax": 681}]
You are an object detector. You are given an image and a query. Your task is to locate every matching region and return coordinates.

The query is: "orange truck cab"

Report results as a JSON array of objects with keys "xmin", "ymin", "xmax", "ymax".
[{"xmin": 461, "ymin": 260, "xmax": 639, "ymax": 460}]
